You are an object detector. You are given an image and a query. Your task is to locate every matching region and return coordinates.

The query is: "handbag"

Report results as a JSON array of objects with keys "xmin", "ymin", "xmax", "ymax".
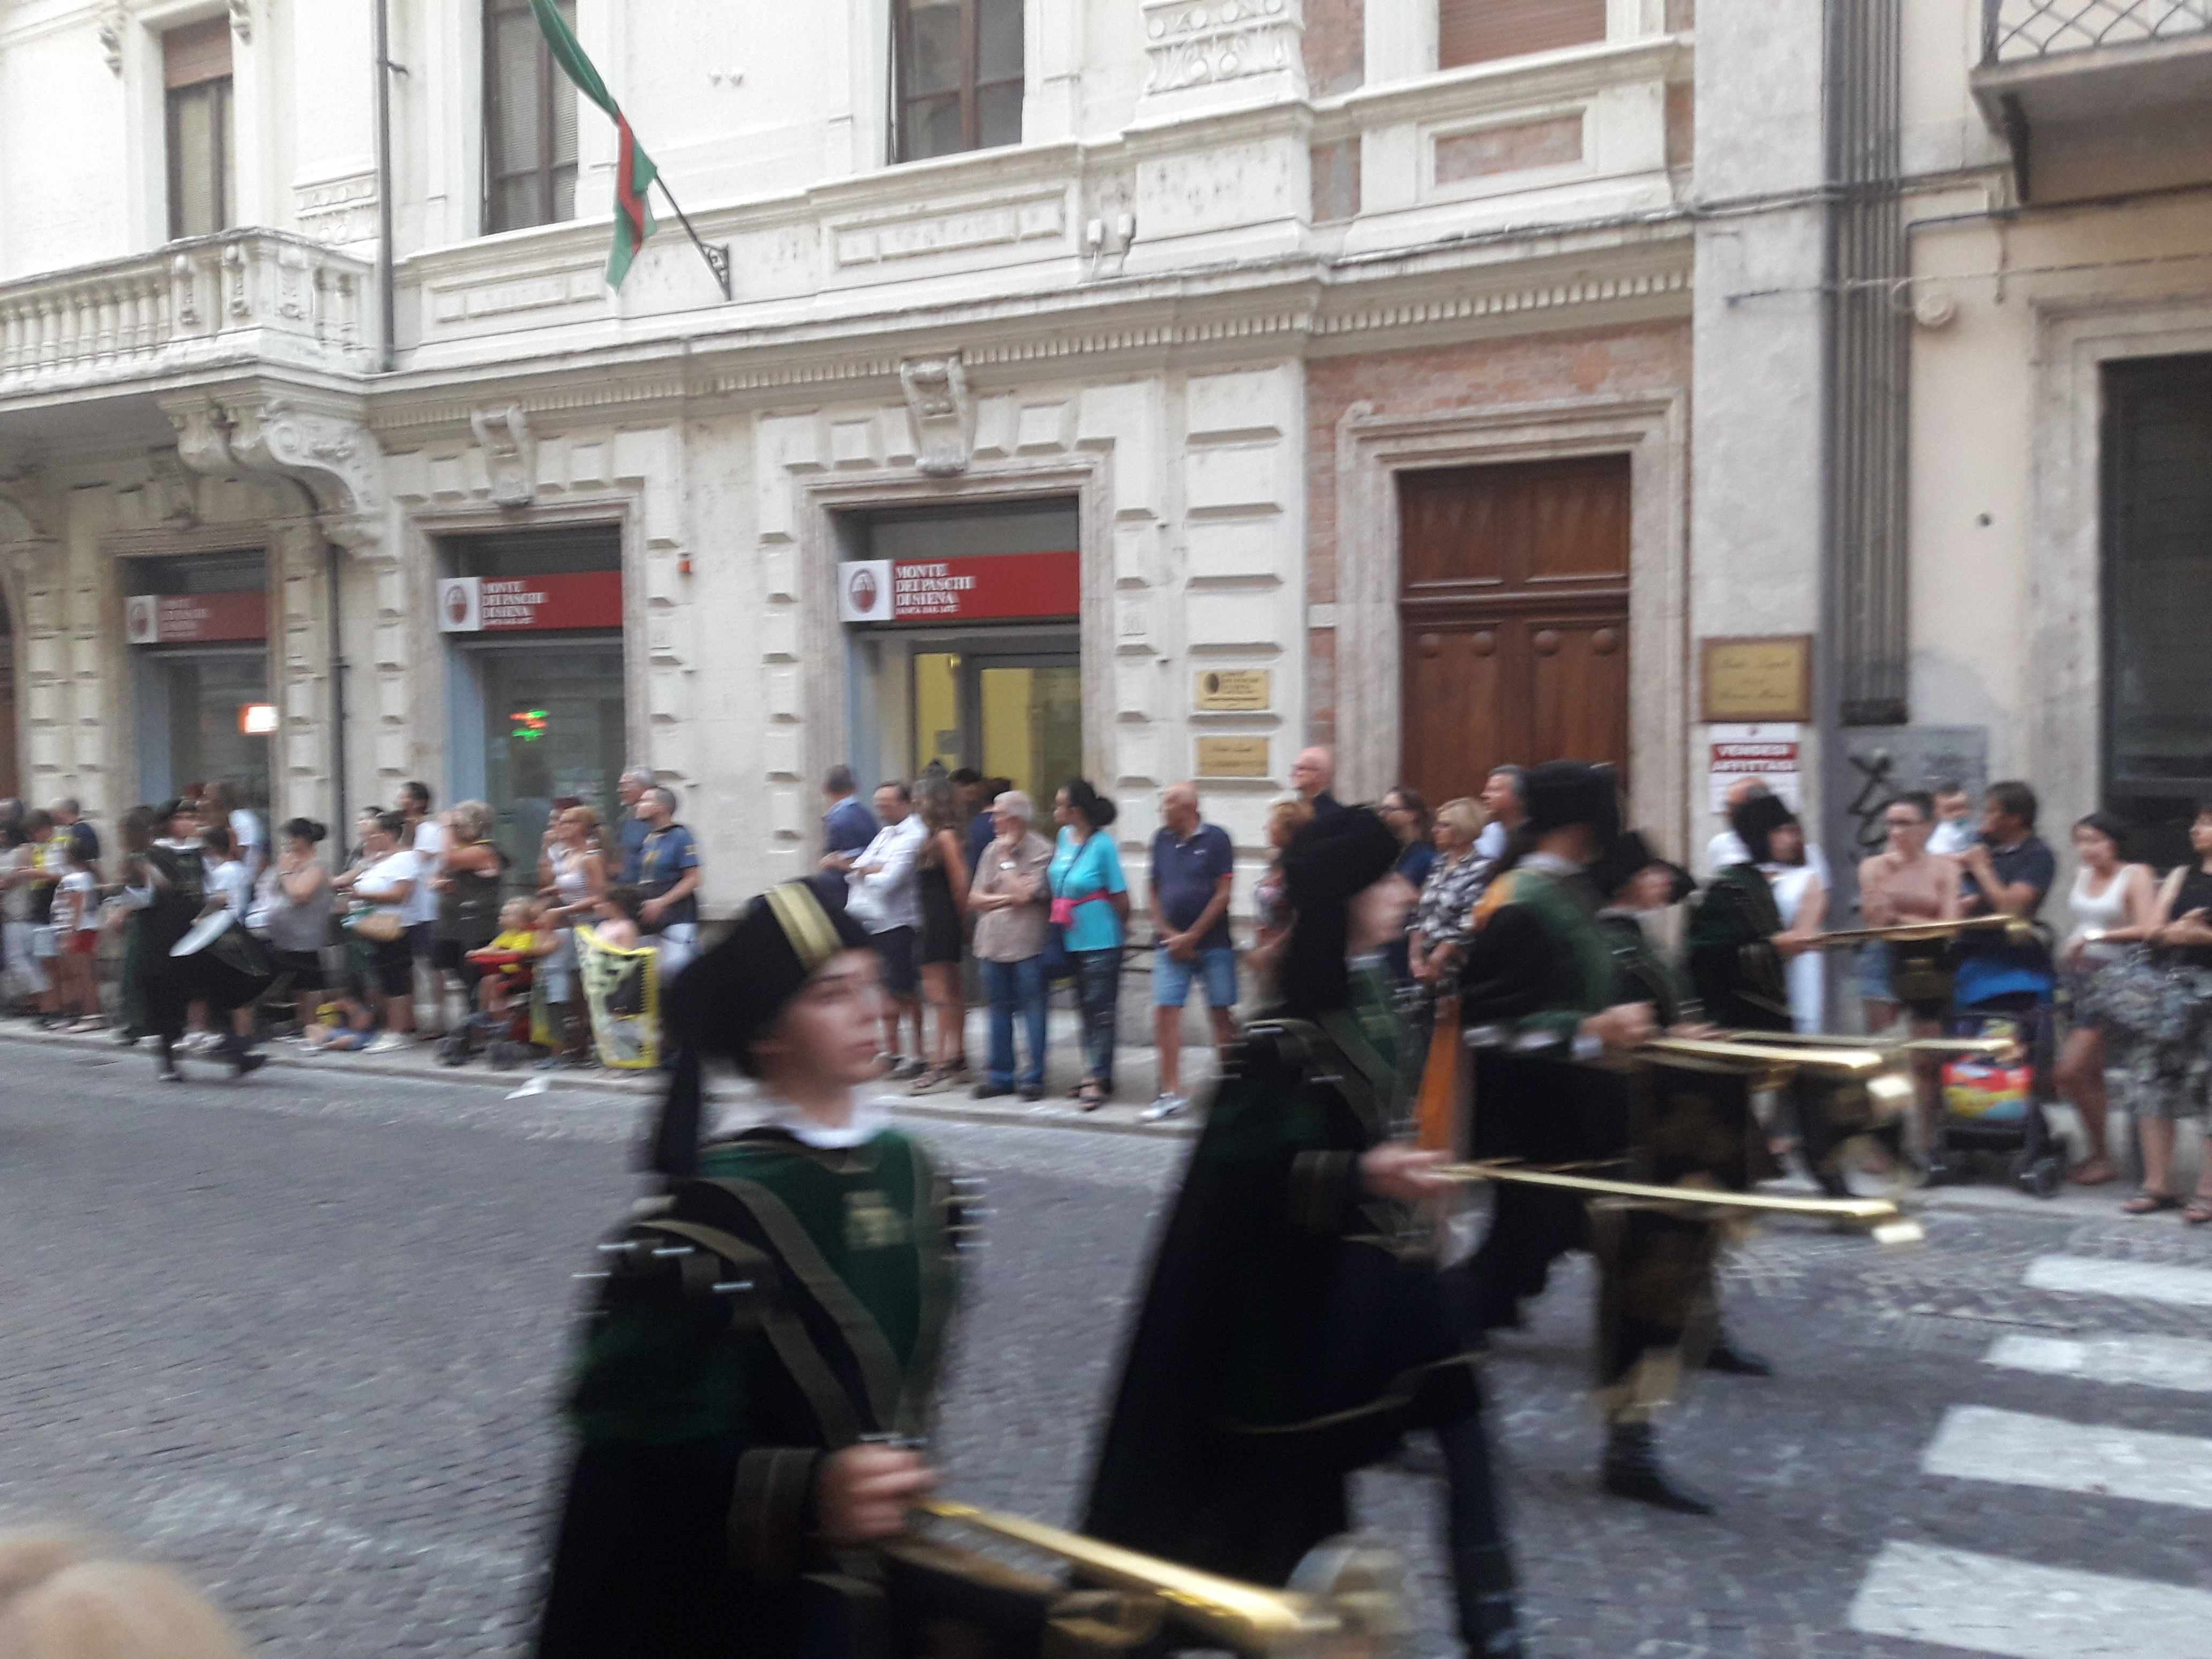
[
  {"xmin": 2094, "ymin": 945, "xmax": 2198, "ymax": 1046},
  {"xmin": 345, "ymin": 907, "xmax": 406, "ymax": 945}
]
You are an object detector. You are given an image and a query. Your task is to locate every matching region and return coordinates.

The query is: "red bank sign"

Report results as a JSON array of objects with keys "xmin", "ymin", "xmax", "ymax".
[
  {"xmin": 437, "ymin": 572, "xmax": 624, "ymax": 633},
  {"xmin": 838, "ymin": 551, "xmax": 1080, "ymax": 625},
  {"xmin": 125, "ymin": 591, "xmax": 267, "ymax": 645}
]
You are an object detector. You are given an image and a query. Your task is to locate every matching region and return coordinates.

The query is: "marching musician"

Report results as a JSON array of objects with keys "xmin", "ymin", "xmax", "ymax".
[
  {"xmin": 1690, "ymin": 795, "xmax": 1890, "ymax": 1198},
  {"xmin": 536, "ymin": 878, "xmax": 961, "ymax": 1658},
  {"xmin": 1455, "ymin": 766, "xmax": 1737, "ymax": 1514},
  {"xmin": 1084, "ymin": 806, "xmax": 1525, "ymax": 1658},
  {"xmin": 117, "ymin": 797, "xmax": 267, "ymax": 1083}
]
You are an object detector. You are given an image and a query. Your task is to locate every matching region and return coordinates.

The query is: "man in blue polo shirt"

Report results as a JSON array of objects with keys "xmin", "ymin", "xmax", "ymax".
[{"xmin": 1147, "ymin": 782, "xmax": 1237, "ymax": 1121}]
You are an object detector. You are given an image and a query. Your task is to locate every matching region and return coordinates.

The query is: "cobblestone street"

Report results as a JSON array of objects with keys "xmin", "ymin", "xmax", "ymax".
[{"xmin": 2, "ymin": 1037, "xmax": 2209, "ymax": 1656}]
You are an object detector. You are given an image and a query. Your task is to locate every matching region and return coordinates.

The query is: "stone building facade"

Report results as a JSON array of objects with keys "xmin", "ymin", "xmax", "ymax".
[{"xmin": 1, "ymin": 0, "xmax": 1702, "ymax": 909}]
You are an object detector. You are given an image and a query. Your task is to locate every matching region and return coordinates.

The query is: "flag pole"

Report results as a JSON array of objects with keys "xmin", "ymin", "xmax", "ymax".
[{"xmin": 652, "ymin": 177, "xmax": 731, "ymax": 301}]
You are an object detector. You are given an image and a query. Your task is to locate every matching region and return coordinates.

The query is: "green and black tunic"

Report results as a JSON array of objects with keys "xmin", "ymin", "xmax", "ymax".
[
  {"xmin": 537, "ymin": 1117, "xmax": 961, "ymax": 1659},
  {"xmin": 1685, "ymin": 863, "xmax": 1793, "ymax": 1033}
]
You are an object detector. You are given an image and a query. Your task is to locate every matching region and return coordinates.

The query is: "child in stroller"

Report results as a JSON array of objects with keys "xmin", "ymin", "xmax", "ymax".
[{"xmin": 439, "ymin": 898, "xmax": 553, "ymax": 1067}]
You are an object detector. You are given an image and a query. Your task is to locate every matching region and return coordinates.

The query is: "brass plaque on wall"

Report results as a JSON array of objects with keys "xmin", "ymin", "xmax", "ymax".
[
  {"xmin": 1195, "ymin": 736, "xmax": 1271, "ymax": 778},
  {"xmin": 1193, "ymin": 668, "xmax": 1272, "ymax": 712},
  {"xmin": 1700, "ymin": 636, "xmax": 1814, "ymax": 723}
]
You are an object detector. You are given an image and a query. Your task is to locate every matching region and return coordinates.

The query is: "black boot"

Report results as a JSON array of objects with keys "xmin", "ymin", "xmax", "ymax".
[
  {"xmin": 1602, "ymin": 1422, "xmax": 1715, "ymax": 1515},
  {"xmin": 1451, "ymin": 1545, "xmax": 1523, "ymax": 1658},
  {"xmin": 222, "ymin": 1033, "xmax": 267, "ymax": 1078},
  {"xmin": 1703, "ymin": 1328, "xmax": 1774, "ymax": 1377}
]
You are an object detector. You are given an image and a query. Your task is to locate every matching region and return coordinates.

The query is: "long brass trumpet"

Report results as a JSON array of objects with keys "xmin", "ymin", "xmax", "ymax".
[
  {"xmin": 1710, "ymin": 1028, "xmax": 2017, "ymax": 1061},
  {"xmin": 917, "ymin": 1500, "xmax": 1398, "ymax": 1657},
  {"xmin": 1438, "ymin": 1161, "xmax": 1924, "ymax": 1246},
  {"xmin": 1640, "ymin": 1034, "xmax": 1888, "ymax": 1076},
  {"xmin": 1814, "ymin": 914, "xmax": 2031, "ymax": 947}
]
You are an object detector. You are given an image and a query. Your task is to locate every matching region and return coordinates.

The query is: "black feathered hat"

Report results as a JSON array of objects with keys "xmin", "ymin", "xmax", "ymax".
[
  {"xmin": 1730, "ymin": 794, "xmax": 1798, "ymax": 867},
  {"xmin": 1523, "ymin": 761, "xmax": 1620, "ymax": 843},
  {"xmin": 1277, "ymin": 805, "xmax": 1402, "ymax": 1017},
  {"xmin": 645, "ymin": 878, "xmax": 871, "ymax": 1178}
]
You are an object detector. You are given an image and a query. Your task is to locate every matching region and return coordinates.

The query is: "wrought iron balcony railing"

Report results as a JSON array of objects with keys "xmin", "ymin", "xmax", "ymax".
[{"xmin": 1983, "ymin": 0, "xmax": 2212, "ymax": 65}]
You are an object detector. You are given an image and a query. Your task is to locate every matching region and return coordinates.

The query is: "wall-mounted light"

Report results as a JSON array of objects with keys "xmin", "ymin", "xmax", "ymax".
[{"xmin": 240, "ymin": 703, "xmax": 278, "ymax": 736}]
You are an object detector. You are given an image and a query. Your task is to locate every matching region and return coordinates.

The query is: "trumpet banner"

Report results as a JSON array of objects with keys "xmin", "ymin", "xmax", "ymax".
[{"xmin": 575, "ymin": 925, "xmax": 661, "ymax": 1070}]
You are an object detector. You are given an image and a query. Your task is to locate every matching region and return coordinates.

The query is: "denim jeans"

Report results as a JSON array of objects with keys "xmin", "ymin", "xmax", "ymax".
[
  {"xmin": 981, "ymin": 955, "xmax": 1049, "ymax": 1089},
  {"xmin": 1069, "ymin": 947, "xmax": 1121, "ymax": 1088}
]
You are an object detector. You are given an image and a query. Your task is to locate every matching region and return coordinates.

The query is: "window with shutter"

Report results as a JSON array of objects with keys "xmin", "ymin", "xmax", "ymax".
[
  {"xmin": 1438, "ymin": 0, "xmax": 1607, "ymax": 70},
  {"xmin": 894, "ymin": 0, "xmax": 1024, "ymax": 163},
  {"xmin": 165, "ymin": 18, "xmax": 235, "ymax": 240},
  {"xmin": 483, "ymin": 0, "xmax": 579, "ymax": 234}
]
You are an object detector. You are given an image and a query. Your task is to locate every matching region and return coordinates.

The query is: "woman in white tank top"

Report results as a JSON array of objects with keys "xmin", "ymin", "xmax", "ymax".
[{"xmin": 2054, "ymin": 812, "xmax": 2158, "ymax": 1186}]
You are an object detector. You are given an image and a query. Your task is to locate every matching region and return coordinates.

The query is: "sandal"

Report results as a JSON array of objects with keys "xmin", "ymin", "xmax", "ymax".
[
  {"xmin": 2186, "ymin": 1197, "xmax": 2212, "ymax": 1227},
  {"xmin": 1077, "ymin": 1080, "xmax": 1108, "ymax": 1112},
  {"xmin": 2123, "ymin": 1189, "xmax": 2182, "ymax": 1215}
]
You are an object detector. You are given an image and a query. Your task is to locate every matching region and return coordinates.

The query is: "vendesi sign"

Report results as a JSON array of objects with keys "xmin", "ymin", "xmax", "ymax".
[
  {"xmin": 125, "ymin": 591, "xmax": 267, "ymax": 645},
  {"xmin": 838, "ymin": 551, "xmax": 1080, "ymax": 625},
  {"xmin": 438, "ymin": 572, "xmax": 624, "ymax": 633}
]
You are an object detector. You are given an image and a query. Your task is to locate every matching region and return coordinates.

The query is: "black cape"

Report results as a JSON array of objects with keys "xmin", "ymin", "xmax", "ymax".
[{"xmin": 1081, "ymin": 1006, "xmax": 1478, "ymax": 1587}]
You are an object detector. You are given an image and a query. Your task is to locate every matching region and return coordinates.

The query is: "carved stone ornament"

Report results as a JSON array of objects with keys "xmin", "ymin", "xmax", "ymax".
[
  {"xmin": 900, "ymin": 357, "xmax": 975, "ymax": 478},
  {"xmin": 469, "ymin": 405, "xmax": 536, "ymax": 509},
  {"xmin": 1141, "ymin": 0, "xmax": 1301, "ymax": 94},
  {"xmin": 229, "ymin": 0, "xmax": 252, "ymax": 42},
  {"xmin": 144, "ymin": 450, "xmax": 201, "ymax": 525},
  {"xmin": 162, "ymin": 390, "xmax": 385, "ymax": 554},
  {"xmin": 98, "ymin": 5, "xmax": 129, "ymax": 75},
  {"xmin": 0, "ymin": 466, "xmax": 57, "ymax": 542}
]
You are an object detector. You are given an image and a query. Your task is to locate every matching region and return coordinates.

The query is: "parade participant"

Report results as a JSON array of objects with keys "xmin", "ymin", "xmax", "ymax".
[
  {"xmin": 1458, "ymin": 769, "xmax": 1744, "ymax": 1514},
  {"xmin": 1084, "ymin": 807, "xmax": 1524, "ymax": 1657},
  {"xmin": 119, "ymin": 800, "xmax": 266, "ymax": 1082},
  {"xmin": 536, "ymin": 878, "xmax": 963, "ymax": 1659},
  {"xmin": 1691, "ymin": 796, "xmax": 1877, "ymax": 1199},
  {"xmin": 1457, "ymin": 762, "xmax": 1652, "ymax": 1333}
]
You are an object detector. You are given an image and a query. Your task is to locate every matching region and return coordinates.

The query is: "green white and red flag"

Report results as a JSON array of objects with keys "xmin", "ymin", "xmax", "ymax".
[{"xmin": 528, "ymin": 0, "xmax": 657, "ymax": 288}]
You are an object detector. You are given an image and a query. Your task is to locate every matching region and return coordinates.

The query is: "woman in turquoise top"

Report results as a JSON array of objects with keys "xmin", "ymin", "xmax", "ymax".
[{"xmin": 1049, "ymin": 779, "xmax": 1128, "ymax": 1109}]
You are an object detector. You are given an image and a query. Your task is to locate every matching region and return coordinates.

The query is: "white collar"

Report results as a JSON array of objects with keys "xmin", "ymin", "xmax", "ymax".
[
  {"xmin": 755, "ymin": 1095, "xmax": 890, "ymax": 1149},
  {"xmin": 1523, "ymin": 850, "xmax": 1586, "ymax": 877},
  {"xmin": 156, "ymin": 838, "xmax": 199, "ymax": 850}
]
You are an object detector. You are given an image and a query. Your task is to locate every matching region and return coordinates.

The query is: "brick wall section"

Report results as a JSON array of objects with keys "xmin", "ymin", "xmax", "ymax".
[
  {"xmin": 1303, "ymin": 0, "xmax": 1366, "ymax": 97},
  {"xmin": 1301, "ymin": 321, "xmax": 1692, "ymax": 745}
]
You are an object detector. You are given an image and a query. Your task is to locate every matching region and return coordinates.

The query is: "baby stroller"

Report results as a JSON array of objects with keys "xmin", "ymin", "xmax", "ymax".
[
  {"xmin": 438, "ymin": 946, "xmax": 540, "ymax": 1070},
  {"xmin": 1926, "ymin": 992, "xmax": 2066, "ymax": 1198}
]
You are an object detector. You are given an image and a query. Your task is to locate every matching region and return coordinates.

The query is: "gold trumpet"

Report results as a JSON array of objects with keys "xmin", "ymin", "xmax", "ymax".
[
  {"xmin": 1712, "ymin": 1028, "xmax": 2019, "ymax": 1062},
  {"xmin": 1438, "ymin": 1161, "xmax": 1925, "ymax": 1247},
  {"xmin": 1815, "ymin": 914, "xmax": 2033, "ymax": 947},
  {"xmin": 917, "ymin": 1500, "xmax": 1402, "ymax": 1658},
  {"xmin": 1641, "ymin": 1034, "xmax": 1888, "ymax": 1076}
]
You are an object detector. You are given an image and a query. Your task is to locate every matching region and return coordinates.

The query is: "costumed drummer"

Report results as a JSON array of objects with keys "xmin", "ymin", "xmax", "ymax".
[
  {"xmin": 1455, "ymin": 765, "xmax": 1744, "ymax": 1515},
  {"xmin": 117, "ymin": 798, "xmax": 269, "ymax": 1083},
  {"xmin": 1083, "ymin": 806, "xmax": 1525, "ymax": 1658},
  {"xmin": 536, "ymin": 878, "xmax": 963, "ymax": 1658}
]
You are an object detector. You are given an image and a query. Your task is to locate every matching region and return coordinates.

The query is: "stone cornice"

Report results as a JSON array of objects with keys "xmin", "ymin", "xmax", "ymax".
[{"xmin": 366, "ymin": 221, "xmax": 1692, "ymax": 434}]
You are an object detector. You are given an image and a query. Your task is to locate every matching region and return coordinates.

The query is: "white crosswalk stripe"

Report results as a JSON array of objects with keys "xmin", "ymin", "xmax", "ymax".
[
  {"xmin": 1849, "ymin": 1254, "xmax": 2212, "ymax": 1654},
  {"xmin": 1985, "ymin": 1332, "xmax": 2212, "ymax": 1394},
  {"xmin": 1920, "ymin": 1403, "xmax": 2212, "ymax": 1510},
  {"xmin": 2024, "ymin": 1253, "xmax": 2212, "ymax": 1307},
  {"xmin": 1850, "ymin": 1541, "xmax": 2212, "ymax": 1659}
]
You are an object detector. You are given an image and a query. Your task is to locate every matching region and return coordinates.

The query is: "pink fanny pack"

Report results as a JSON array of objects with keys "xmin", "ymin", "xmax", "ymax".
[{"xmin": 1049, "ymin": 894, "xmax": 1107, "ymax": 928}]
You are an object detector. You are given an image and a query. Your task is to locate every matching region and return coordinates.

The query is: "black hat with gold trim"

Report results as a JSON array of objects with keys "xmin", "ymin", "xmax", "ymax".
[{"xmin": 646, "ymin": 877, "xmax": 872, "ymax": 1178}]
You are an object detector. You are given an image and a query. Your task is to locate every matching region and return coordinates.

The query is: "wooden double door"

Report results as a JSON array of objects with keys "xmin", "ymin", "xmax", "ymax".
[{"xmin": 1398, "ymin": 454, "xmax": 1631, "ymax": 809}]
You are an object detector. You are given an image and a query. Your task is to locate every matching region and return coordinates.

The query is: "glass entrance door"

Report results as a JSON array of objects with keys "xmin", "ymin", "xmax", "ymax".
[
  {"xmin": 136, "ymin": 647, "xmax": 271, "ymax": 806},
  {"xmin": 910, "ymin": 651, "xmax": 1080, "ymax": 802},
  {"xmin": 474, "ymin": 641, "xmax": 627, "ymax": 875}
]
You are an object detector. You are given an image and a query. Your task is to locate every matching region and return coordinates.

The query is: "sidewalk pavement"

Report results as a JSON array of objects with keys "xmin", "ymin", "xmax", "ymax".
[{"xmin": 0, "ymin": 1004, "xmax": 1215, "ymax": 1139}]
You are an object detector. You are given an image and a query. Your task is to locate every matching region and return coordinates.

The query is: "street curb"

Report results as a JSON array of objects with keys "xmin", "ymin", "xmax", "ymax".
[{"xmin": 0, "ymin": 1026, "xmax": 1199, "ymax": 1140}]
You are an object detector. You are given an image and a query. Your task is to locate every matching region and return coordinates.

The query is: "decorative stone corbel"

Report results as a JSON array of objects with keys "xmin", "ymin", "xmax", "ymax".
[
  {"xmin": 229, "ymin": 0, "xmax": 252, "ymax": 42},
  {"xmin": 98, "ymin": 5, "xmax": 128, "ymax": 76},
  {"xmin": 469, "ymin": 405, "xmax": 536, "ymax": 509},
  {"xmin": 143, "ymin": 450, "xmax": 201, "ymax": 525},
  {"xmin": 161, "ymin": 386, "xmax": 386, "ymax": 554},
  {"xmin": 900, "ymin": 357, "xmax": 974, "ymax": 478}
]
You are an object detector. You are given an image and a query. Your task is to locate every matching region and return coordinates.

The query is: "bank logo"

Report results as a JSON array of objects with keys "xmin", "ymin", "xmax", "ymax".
[
  {"xmin": 836, "ymin": 559, "xmax": 893, "ymax": 624},
  {"xmin": 437, "ymin": 576, "xmax": 483, "ymax": 634},
  {"xmin": 125, "ymin": 594, "xmax": 160, "ymax": 645}
]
